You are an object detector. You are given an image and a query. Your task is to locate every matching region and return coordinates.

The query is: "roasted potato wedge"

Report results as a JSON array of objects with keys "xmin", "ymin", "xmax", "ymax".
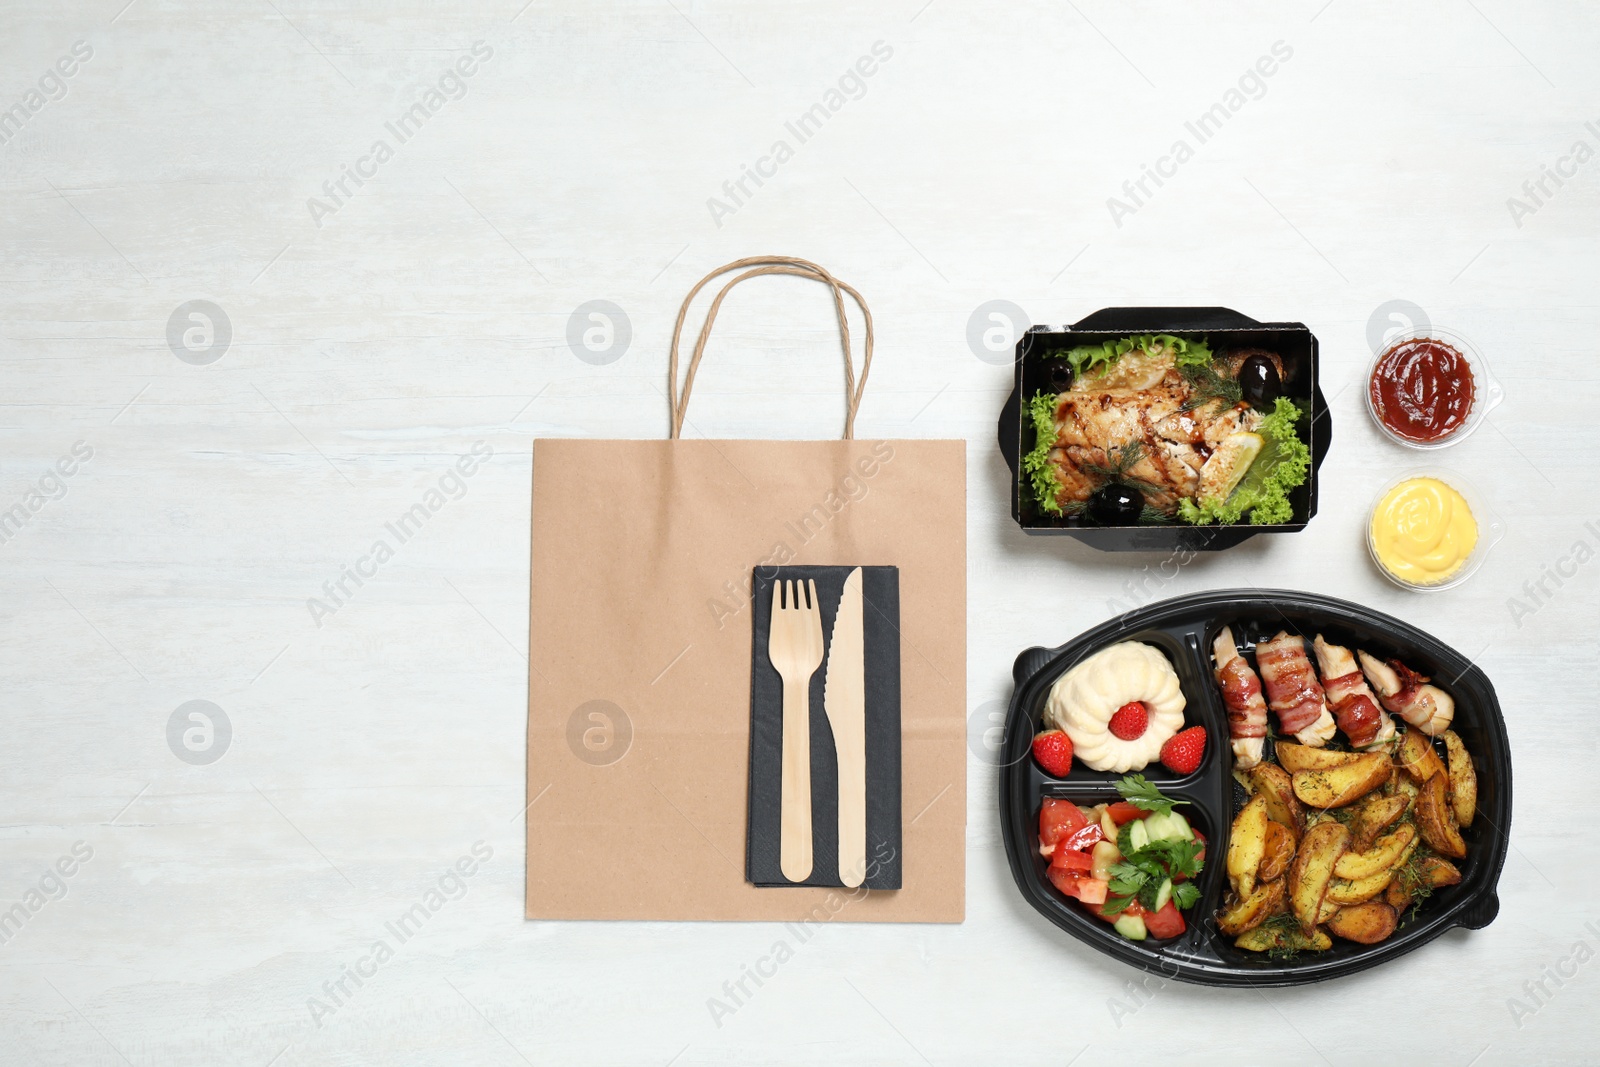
[
  {"xmin": 1247, "ymin": 762, "xmax": 1306, "ymax": 843},
  {"xmin": 1334, "ymin": 824, "xmax": 1417, "ymax": 881},
  {"xmin": 1235, "ymin": 922, "xmax": 1333, "ymax": 953},
  {"xmin": 1228, "ymin": 795, "xmax": 1270, "ymax": 898},
  {"xmin": 1326, "ymin": 867, "xmax": 1395, "ymax": 905},
  {"xmin": 1443, "ymin": 730, "xmax": 1477, "ymax": 828},
  {"xmin": 1258, "ymin": 821, "xmax": 1295, "ymax": 884},
  {"xmin": 1395, "ymin": 729, "xmax": 1446, "ymax": 782},
  {"xmin": 1421, "ymin": 855, "xmax": 1463, "ymax": 887},
  {"xmin": 1288, "ymin": 821, "xmax": 1349, "ymax": 933},
  {"xmin": 1216, "ymin": 879, "xmax": 1287, "ymax": 936},
  {"xmin": 1274, "ymin": 743, "xmax": 1364, "ymax": 774},
  {"xmin": 1415, "ymin": 770, "xmax": 1468, "ymax": 859},
  {"xmin": 1317, "ymin": 895, "xmax": 1340, "ymax": 923},
  {"xmin": 1387, "ymin": 855, "xmax": 1463, "ymax": 909},
  {"xmin": 1291, "ymin": 752, "xmax": 1393, "ymax": 809},
  {"xmin": 1347, "ymin": 793, "xmax": 1409, "ymax": 850},
  {"xmin": 1326, "ymin": 901, "xmax": 1399, "ymax": 944}
]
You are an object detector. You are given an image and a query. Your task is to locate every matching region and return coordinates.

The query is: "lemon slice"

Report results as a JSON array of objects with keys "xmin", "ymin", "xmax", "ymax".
[{"xmin": 1198, "ymin": 431, "xmax": 1264, "ymax": 502}]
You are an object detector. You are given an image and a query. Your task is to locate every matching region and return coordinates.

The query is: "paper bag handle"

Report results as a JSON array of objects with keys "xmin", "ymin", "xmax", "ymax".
[{"xmin": 669, "ymin": 255, "xmax": 874, "ymax": 440}]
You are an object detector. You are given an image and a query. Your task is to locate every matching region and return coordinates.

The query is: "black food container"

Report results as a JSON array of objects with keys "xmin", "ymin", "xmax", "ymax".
[
  {"xmin": 999, "ymin": 590, "xmax": 1509, "ymax": 987},
  {"xmin": 998, "ymin": 307, "xmax": 1331, "ymax": 552}
]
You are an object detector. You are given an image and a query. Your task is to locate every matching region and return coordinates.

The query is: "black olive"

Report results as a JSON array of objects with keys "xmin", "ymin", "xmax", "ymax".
[
  {"xmin": 1047, "ymin": 362, "xmax": 1073, "ymax": 391},
  {"xmin": 1239, "ymin": 355, "xmax": 1282, "ymax": 408},
  {"xmin": 1089, "ymin": 483, "xmax": 1144, "ymax": 525}
]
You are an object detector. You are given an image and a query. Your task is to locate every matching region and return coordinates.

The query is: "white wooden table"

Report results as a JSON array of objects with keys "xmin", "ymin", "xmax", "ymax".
[{"xmin": 2, "ymin": 1, "xmax": 1594, "ymax": 1063}]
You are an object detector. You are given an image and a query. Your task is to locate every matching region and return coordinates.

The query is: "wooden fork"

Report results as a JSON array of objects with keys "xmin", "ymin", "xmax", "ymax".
[{"xmin": 769, "ymin": 578, "xmax": 824, "ymax": 882}]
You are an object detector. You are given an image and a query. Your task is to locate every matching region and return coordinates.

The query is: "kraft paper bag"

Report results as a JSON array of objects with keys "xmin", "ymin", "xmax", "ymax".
[{"xmin": 526, "ymin": 256, "xmax": 966, "ymax": 922}]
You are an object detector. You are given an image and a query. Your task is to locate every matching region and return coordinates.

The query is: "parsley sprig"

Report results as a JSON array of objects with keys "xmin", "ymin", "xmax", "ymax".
[
  {"xmin": 1116, "ymin": 774, "xmax": 1191, "ymax": 816},
  {"xmin": 1098, "ymin": 777, "xmax": 1204, "ymax": 916}
]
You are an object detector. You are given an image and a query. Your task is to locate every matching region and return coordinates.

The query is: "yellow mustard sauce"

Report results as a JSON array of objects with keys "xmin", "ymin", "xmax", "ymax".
[{"xmin": 1370, "ymin": 477, "xmax": 1478, "ymax": 586}]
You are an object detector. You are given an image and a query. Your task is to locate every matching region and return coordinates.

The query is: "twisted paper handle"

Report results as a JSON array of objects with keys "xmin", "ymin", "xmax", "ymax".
[{"xmin": 668, "ymin": 255, "xmax": 873, "ymax": 439}]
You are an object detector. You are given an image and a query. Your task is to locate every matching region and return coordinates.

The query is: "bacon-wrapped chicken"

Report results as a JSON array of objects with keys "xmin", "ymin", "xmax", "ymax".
[
  {"xmin": 1357, "ymin": 650, "xmax": 1455, "ymax": 736},
  {"xmin": 1255, "ymin": 631, "xmax": 1336, "ymax": 746},
  {"xmin": 1211, "ymin": 625, "xmax": 1267, "ymax": 769},
  {"xmin": 1312, "ymin": 635, "xmax": 1395, "ymax": 749}
]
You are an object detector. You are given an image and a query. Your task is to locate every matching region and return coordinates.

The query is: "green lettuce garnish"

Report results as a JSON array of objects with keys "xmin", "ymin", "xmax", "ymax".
[
  {"xmin": 1022, "ymin": 391, "xmax": 1063, "ymax": 514},
  {"xmin": 1178, "ymin": 396, "xmax": 1312, "ymax": 526},
  {"xmin": 1059, "ymin": 334, "xmax": 1211, "ymax": 379}
]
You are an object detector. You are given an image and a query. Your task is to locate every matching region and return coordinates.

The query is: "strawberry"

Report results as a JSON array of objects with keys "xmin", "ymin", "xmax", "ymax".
[
  {"xmin": 1160, "ymin": 725, "xmax": 1207, "ymax": 775},
  {"xmin": 1031, "ymin": 729, "xmax": 1074, "ymax": 777},
  {"xmin": 1108, "ymin": 701, "xmax": 1147, "ymax": 741}
]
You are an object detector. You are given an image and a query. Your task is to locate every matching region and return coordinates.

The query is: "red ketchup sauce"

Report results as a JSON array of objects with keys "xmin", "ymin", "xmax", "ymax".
[{"xmin": 1369, "ymin": 339, "xmax": 1476, "ymax": 443}]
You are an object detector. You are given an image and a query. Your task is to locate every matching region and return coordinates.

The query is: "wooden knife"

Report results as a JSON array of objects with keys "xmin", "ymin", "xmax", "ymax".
[{"xmin": 822, "ymin": 568, "xmax": 867, "ymax": 888}]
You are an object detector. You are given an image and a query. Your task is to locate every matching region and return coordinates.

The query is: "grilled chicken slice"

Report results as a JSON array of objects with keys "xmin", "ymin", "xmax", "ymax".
[{"xmin": 1038, "ymin": 345, "xmax": 1270, "ymax": 512}]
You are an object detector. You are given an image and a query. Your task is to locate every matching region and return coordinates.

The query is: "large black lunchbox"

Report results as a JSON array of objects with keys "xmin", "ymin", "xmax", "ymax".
[
  {"xmin": 999, "ymin": 590, "xmax": 1510, "ymax": 987},
  {"xmin": 998, "ymin": 306, "xmax": 1331, "ymax": 552}
]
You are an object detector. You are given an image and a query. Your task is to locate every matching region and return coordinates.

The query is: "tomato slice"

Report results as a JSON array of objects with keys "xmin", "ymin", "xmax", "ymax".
[
  {"xmin": 1106, "ymin": 801, "xmax": 1153, "ymax": 825},
  {"xmin": 1047, "ymin": 868, "xmax": 1108, "ymax": 904},
  {"xmin": 1060, "ymin": 823, "xmax": 1104, "ymax": 852},
  {"xmin": 1143, "ymin": 900, "xmax": 1187, "ymax": 940},
  {"xmin": 1049, "ymin": 848, "xmax": 1094, "ymax": 873},
  {"xmin": 1071, "ymin": 877, "xmax": 1108, "ymax": 905},
  {"xmin": 1038, "ymin": 798, "xmax": 1087, "ymax": 847}
]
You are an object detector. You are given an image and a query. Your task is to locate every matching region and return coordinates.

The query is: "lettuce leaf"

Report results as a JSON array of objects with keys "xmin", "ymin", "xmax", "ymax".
[
  {"xmin": 1059, "ymin": 334, "xmax": 1212, "ymax": 379},
  {"xmin": 1022, "ymin": 391, "xmax": 1063, "ymax": 514},
  {"xmin": 1062, "ymin": 336, "xmax": 1137, "ymax": 379},
  {"xmin": 1177, "ymin": 397, "xmax": 1312, "ymax": 526}
]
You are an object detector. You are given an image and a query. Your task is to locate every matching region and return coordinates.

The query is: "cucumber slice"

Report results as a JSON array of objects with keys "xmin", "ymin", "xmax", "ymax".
[
  {"xmin": 1128, "ymin": 818, "xmax": 1149, "ymax": 852},
  {"xmin": 1144, "ymin": 812, "xmax": 1190, "ymax": 844},
  {"xmin": 1154, "ymin": 878, "xmax": 1173, "ymax": 912},
  {"xmin": 1114, "ymin": 913, "xmax": 1148, "ymax": 941}
]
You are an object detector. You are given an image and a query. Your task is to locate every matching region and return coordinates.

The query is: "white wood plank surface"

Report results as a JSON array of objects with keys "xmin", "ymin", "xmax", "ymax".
[{"xmin": 2, "ymin": 1, "xmax": 1596, "ymax": 1063}]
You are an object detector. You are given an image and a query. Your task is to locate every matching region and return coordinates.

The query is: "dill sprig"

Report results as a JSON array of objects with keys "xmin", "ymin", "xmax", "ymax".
[
  {"xmin": 1178, "ymin": 361, "xmax": 1243, "ymax": 413},
  {"xmin": 1078, "ymin": 441, "xmax": 1167, "ymax": 496},
  {"xmin": 1258, "ymin": 912, "xmax": 1313, "ymax": 960}
]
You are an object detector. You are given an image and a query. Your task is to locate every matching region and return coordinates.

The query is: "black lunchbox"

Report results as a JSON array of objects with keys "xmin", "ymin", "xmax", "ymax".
[
  {"xmin": 1000, "ymin": 590, "xmax": 1510, "ymax": 987},
  {"xmin": 998, "ymin": 306, "xmax": 1331, "ymax": 552}
]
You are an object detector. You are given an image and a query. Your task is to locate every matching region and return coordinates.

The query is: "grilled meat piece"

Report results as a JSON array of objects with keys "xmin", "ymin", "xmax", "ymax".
[
  {"xmin": 1357, "ymin": 650, "xmax": 1455, "ymax": 736},
  {"xmin": 1312, "ymin": 635, "xmax": 1396, "ymax": 748},
  {"xmin": 1040, "ymin": 350, "xmax": 1263, "ymax": 512},
  {"xmin": 1213, "ymin": 625, "xmax": 1268, "ymax": 769},
  {"xmin": 1256, "ymin": 631, "xmax": 1337, "ymax": 745}
]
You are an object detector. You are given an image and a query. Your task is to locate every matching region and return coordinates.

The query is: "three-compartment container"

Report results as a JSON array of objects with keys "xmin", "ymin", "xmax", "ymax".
[{"xmin": 999, "ymin": 589, "xmax": 1510, "ymax": 987}]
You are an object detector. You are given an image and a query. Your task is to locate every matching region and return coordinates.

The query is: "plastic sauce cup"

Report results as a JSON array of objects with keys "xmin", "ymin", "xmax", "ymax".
[
  {"xmin": 1365, "ymin": 327, "xmax": 1504, "ymax": 450},
  {"xmin": 1366, "ymin": 470, "xmax": 1504, "ymax": 591}
]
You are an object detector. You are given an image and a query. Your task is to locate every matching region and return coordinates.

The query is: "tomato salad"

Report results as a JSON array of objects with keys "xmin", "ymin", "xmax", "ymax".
[{"xmin": 1038, "ymin": 776, "xmax": 1207, "ymax": 942}]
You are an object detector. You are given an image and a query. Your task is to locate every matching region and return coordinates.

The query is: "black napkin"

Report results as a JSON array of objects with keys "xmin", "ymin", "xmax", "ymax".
[{"xmin": 746, "ymin": 565, "xmax": 902, "ymax": 889}]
